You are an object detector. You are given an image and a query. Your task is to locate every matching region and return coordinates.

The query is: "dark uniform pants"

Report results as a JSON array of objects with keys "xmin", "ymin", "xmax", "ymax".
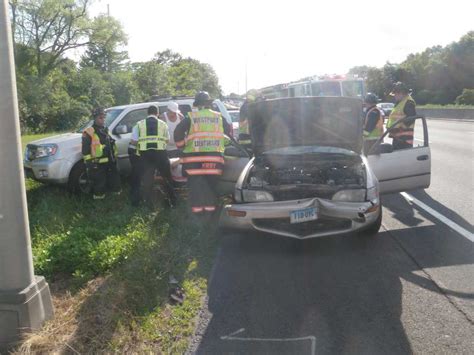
[
  {"xmin": 87, "ymin": 161, "xmax": 121, "ymax": 198},
  {"xmin": 141, "ymin": 150, "xmax": 176, "ymax": 205},
  {"xmin": 129, "ymin": 152, "xmax": 143, "ymax": 205},
  {"xmin": 188, "ymin": 175, "xmax": 219, "ymax": 213}
]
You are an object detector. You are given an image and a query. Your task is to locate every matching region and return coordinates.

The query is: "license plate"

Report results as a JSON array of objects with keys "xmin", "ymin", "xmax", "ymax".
[{"xmin": 290, "ymin": 207, "xmax": 318, "ymax": 224}]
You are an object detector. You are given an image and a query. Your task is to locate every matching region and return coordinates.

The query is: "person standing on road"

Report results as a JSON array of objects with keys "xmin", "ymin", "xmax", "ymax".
[
  {"xmin": 238, "ymin": 90, "xmax": 258, "ymax": 151},
  {"xmin": 387, "ymin": 82, "xmax": 417, "ymax": 150},
  {"xmin": 82, "ymin": 108, "xmax": 121, "ymax": 200},
  {"xmin": 174, "ymin": 91, "xmax": 232, "ymax": 217},
  {"xmin": 160, "ymin": 102, "xmax": 184, "ymax": 159},
  {"xmin": 363, "ymin": 93, "xmax": 384, "ymax": 155},
  {"xmin": 130, "ymin": 105, "xmax": 176, "ymax": 208}
]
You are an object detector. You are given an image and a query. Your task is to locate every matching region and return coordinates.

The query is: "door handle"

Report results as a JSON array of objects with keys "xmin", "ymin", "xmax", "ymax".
[{"xmin": 417, "ymin": 155, "xmax": 429, "ymax": 161}]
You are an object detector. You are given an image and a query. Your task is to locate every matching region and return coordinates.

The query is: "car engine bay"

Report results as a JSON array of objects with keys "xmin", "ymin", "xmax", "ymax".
[{"xmin": 245, "ymin": 153, "xmax": 367, "ymax": 200}]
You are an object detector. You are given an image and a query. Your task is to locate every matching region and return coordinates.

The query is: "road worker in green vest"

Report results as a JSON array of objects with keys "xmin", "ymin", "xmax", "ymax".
[
  {"xmin": 387, "ymin": 82, "xmax": 417, "ymax": 150},
  {"xmin": 130, "ymin": 105, "xmax": 176, "ymax": 208},
  {"xmin": 363, "ymin": 93, "xmax": 384, "ymax": 155},
  {"xmin": 174, "ymin": 91, "xmax": 232, "ymax": 216},
  {"xmin": 81, "ymin": 107, "xmax": 121, "ymax": 199}
]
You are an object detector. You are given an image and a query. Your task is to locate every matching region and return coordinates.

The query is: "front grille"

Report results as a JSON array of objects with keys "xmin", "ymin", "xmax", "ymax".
[{"xmin": 253, "ymin": 216, "xmax": 352, "ymax": 237}]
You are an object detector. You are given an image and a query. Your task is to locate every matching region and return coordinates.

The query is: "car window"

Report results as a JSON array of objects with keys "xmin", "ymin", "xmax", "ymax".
[
  {"xmin": 118, "ymin": 108, "xmax": 148, "ymax": 133},
  {"xmin": 179, "ymin": 104, "xmax": 192, "ymax": 117},
  {"xmin": 105, "ymin": 109, "xmax": 124, "ymax": 127}
]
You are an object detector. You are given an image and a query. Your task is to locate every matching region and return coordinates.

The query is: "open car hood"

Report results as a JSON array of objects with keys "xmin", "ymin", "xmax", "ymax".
[{"xmin": 248, "ymin": 97, "xmax": 363, "ymax": 156}]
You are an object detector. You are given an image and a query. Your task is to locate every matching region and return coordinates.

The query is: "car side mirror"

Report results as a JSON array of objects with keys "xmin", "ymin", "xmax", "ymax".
[{"xmin": 114, "ymin": 125, "xmax": 128, "ymax": 135}]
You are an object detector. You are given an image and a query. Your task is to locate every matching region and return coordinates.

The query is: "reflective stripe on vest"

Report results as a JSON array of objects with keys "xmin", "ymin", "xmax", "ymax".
[
  {"xmin": 183, "ymin": 109, "xmax": 225, "ymax": 153},
  {"xmin": 83, "ymin": 127, "xmax": 107, "ymax": 163},
  {"xmin": 137, "ymin": 117, "xmax": 168, "ymax": 151},
  {"xmin": 363, "ymin": 107, "xmax": 384, "ymax": 140},
  {"xmin": 180, "ymin": 156, "xmax": 225, "ymax": 164}
]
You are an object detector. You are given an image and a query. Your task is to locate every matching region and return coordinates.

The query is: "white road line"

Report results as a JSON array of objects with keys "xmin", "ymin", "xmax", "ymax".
[
  {"xmin": 400, "ymin": 192, "xmax": 474, "ymax": 242},
  {"xmin": 221, "ymin": 328, "xmax": 317, "ymax": 355}
]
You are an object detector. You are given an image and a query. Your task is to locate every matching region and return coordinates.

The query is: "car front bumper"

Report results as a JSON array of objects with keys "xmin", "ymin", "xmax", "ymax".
[
  {"xmin": 220, "ymin": 197, "xmax": 380, "ymax": 239},
  {"xmin": 23, "ymin": 157, "xmax": 73, "ymax": 184}
]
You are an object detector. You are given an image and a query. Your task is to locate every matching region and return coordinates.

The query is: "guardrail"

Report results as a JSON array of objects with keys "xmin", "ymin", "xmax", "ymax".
[{"xmin": 416, "ymin": 108, "xmax": 474, "ymax": 120}]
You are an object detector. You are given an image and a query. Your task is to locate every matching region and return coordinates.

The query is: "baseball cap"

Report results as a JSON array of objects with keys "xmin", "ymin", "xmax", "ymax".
[{"xmin": 167, "ymin": 102, "xmax": 180, "ymax": 113}]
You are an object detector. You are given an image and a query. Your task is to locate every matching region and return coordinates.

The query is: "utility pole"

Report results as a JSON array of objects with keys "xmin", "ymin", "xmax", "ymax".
[{"xmin": 0, "ymin": 0, "xmax": 53, "ymax": 350}]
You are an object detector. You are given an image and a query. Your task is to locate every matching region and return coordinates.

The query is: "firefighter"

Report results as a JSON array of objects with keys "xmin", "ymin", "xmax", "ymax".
[
  {"xmin": 363, "ymin": 93, "xmax": 384, "ymax": 155},
  {"xmin": 387, "ymin": 82, "xmax": 417, "ymax": 150},
  {"xmin": 130, "ymin": 105, "xmax": 176, "ymax": 208},
  {"xmin": 174, "ymin": 91, "xmax": 232, "ymax": 216},
  {"xmin": 81, "ymin": 107, "xmax": 121, "ymax": 199},
  {"xmin": 238, "ymin": 89, "xmax": 258, "ymax": 150}
]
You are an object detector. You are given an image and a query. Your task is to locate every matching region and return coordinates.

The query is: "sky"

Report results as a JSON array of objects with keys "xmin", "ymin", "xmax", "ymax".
[{"xmin": 89, "ymin": 0, "xmax": 473, "ymax": 94}]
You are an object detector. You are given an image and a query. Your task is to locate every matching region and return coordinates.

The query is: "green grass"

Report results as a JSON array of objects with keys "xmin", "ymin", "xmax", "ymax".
[
  {"xmin": 21, "ymin": 132, "xmax": 62, "ymax": 151},
  {"xmin": 17, "ymin": 136, "xmax": 221, "ymax": 353}
]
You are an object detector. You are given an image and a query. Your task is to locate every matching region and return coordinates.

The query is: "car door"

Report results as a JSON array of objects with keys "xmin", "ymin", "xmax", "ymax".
[
  {"xmin": 111, "ymin": 108, "xmax": 148, "ymax": 173},
  {"xmin": 367, "ymin": 116, "xmax": 431, "ymax": 194},
  {"xmin": 218, "ymin": 139, "xmax": 250, "ymax": 196}
]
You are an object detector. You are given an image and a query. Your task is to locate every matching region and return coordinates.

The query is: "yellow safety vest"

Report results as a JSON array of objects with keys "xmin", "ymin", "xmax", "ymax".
[
  {"xmin": 387, "ymin": 95, "xmax": 416, "ymax": 129},
  {"xmin": 239, "ymin": 119, "xmax": 251, "ymax": 145},
  {"xmin": 137, "ymin": 117, "xmax": 168, "ymax": 152},
  {"xmin": 83, "ymin": 127, "xmax": 108, "ymax": 163},
  {"xmin": 363, "ymin": 106, "xmax": 384, "ymax": 140},
  {"xmin": 183, "ymin": 109, "xmax": 225, "ymax": 154}
]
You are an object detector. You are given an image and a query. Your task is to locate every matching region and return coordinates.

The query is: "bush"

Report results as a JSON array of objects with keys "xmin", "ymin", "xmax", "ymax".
[{"xmin": 455, "ymin": 89, "xmax": 474, "ymax": 105}]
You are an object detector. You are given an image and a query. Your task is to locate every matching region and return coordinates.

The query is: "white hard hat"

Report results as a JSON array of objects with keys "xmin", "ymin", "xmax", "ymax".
[{"xmin": 167, "ymin": 102, "xmax": 180, "ymax": 113}]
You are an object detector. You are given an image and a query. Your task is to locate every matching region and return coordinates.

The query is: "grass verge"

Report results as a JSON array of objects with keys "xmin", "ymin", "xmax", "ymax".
[{"xmin": 13, "ymin": 134, "xmax": 221, "ymax": 353}]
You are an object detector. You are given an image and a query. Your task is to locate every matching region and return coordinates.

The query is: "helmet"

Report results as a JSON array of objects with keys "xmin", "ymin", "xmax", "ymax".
[
  {"xmin": 364, "ymin": 93, "xmax": 378, "ymax": 104},
  {"xmin": 390, "ymin": 81, "xmax": 410, "ymax": 95},
  {"xmin": 246, "ymin": 89, "xmax": 259, "ymax": 102},
  {"xmin": 92, "ymin": 107, "xmax": 105, "ymax": 118},
  {"xmin": 193, "ymin": 91, "xmax": 212, "ymax": 106}
]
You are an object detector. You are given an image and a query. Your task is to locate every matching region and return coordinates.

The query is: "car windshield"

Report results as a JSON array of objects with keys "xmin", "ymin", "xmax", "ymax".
[
  {"xmin": 76, "ymin": 109, "xmax": 124, "ymax": 133},
  {"xmin": 229, "ymin": 111, "xmax": 240, "ymax": 123},
  {"xmin": 263, "ymin": 145, "xmax": 357, "ymax": 156}
]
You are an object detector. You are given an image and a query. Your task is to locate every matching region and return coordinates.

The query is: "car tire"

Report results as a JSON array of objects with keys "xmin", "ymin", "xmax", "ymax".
[
  {"xmin": 360, "ymin": 205, "xmax": 382, "ymax": 237},
  {"xmin": 68, "ymin": 161, "xmax": 91, "ymax": 194}
]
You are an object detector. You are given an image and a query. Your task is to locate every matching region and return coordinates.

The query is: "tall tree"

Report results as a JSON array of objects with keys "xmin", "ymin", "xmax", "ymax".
[
  {"xmin": 80, "ymin": 14, "xmax": 128, "ymax": 72},
  {"xmin": 10, "ymin": 0, "xmax": 92, "ymax": 77}
]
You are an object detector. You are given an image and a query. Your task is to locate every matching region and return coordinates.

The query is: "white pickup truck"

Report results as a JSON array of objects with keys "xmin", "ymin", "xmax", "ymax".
[{"xmin": 23, "ymin": 98, "xmax": 241, "ymax": 193}]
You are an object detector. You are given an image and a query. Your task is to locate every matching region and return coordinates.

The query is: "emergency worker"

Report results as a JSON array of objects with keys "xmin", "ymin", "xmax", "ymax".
[
  {"xmin": 81, "ymin": 108, "xmax": 121, "ymax": 199},
  {"xmin": 130, "ymin": 105, "xmax": 176, "ymax": 207},
  {"xmin": 387, "ymin": 82, "xmax": 417, "ymax": 150},
  {"xmin": 238, "ymin": 89, "xmax": 258, "ymax": 149},
  {"xmin": 363, "ymin": 93, "xmax": 384, "ymax": 154},
  {"xmin": 174, "ymin": 91, "xmax": 232, "ymax": 216}
]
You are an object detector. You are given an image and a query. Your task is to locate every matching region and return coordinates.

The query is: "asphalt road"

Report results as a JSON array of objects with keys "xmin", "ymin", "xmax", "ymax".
[{"xmin": 189, "ymin": 119, "xmax": 474, "ymax": 355}]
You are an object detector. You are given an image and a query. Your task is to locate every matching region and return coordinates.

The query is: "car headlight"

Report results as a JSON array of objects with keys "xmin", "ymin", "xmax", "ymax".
[
  {"xmin": 332, "ymin": 189, "xmax": 366, "ymax": 202},
  {"xmin": 242, "ymin": 190, "xmax": 274, "ymax": 202},
  {"xmin": 27, "ymin": 144, "xmax": 58, "ymax": 160}
]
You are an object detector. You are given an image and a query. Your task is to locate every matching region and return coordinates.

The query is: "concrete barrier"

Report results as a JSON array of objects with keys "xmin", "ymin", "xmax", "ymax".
[{"xmin": 417, "ymin": 108, "xmax": 474, "ymax": 120}]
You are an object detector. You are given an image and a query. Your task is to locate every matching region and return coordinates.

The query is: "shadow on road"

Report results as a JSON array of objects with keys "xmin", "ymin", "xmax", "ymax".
[{"xmin": 194, "ymin": 221, "xmax": 474, "ymax": 354}]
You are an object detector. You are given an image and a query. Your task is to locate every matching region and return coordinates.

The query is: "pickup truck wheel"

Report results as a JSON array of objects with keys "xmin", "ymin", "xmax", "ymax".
[{"xmin": 68, "ymin": 162, "xmax": 91, "ymax": 194}]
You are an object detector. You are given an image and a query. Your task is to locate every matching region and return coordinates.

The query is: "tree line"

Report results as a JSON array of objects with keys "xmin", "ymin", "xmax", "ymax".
[
  {"xmin": 348, "ymin": 31, "xmax": 473, "ymax": 106},
  {"xmin": 9, "ymin": 0, "xmax": 222, "ymax": 133}
]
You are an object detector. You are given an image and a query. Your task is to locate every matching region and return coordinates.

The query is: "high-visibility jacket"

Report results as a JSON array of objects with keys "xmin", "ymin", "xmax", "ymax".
[
  {"xmin": 137, "ymin": 117, "xmax": 169, "ymax": 152},
  {"xmin": 387, "ymin": 95, "xmax": 416, "ymax": 145},
  {"xmin": 363, "ymin": 106, "xmax": 384, "ymax": 140},
  {"xmin": 238, "ymin": 119, "xmax": 251, "ymax": 145},
  {"xmin": 183, "ymin": 109, "xmax": 225, "ymax": 154},
  {"xmin": 83, "ymin": 127, "xmax": 109, "ymax": 163}
]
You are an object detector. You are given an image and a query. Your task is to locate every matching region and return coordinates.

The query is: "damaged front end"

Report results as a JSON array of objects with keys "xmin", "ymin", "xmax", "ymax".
[{"xmin": 222, "ymin": 147, "xmax": 381, "ymax": 239}]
